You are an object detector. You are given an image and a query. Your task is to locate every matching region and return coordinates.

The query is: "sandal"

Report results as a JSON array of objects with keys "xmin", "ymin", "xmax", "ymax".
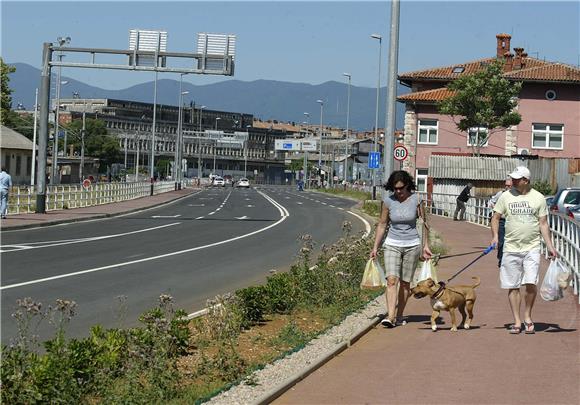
[
  {"xmin": 524, "ymin": 321, "xmax": 535, "ymax": 334},
  {"xmin": 508, "ymin": 324, "xmax": 521, "ymax": 334},
  {"xmin": 381, "ymin": 318, "xmax": 396, "ymax": 328}
]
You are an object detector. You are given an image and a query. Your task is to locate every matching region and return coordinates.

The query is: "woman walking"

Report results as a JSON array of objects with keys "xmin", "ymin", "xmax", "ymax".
[{"xmin": 370, "ymin": 170, "xmax": 432, "ymax": 327}]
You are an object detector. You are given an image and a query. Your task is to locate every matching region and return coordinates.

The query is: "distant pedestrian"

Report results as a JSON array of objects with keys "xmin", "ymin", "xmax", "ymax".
[
  {"xmin": 370, "ymin": 170, "xmax": 432, "ymax": 328},
  {"xmin": 454, "ymin": 183, "xmax": 473, "ymax": 221},
  {"xmin": 0, "ymin": 166, "xmax": 13, "ymax": 219},
  {"xmin": 491, "ymin": 166, "xmax": 557, "ymax": 335},
  {"xmin": 488, "ymin": 178, "xmax": 512, "ymax": 267}
]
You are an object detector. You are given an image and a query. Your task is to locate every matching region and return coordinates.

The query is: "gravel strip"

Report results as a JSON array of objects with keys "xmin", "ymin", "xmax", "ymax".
[{"xmin": 204, "ymin": 295, "xmax": 385, "ymax": 405}]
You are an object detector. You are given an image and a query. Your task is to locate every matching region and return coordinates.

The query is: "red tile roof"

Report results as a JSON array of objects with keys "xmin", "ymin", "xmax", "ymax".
[
  {"xmin": 397, "ymin": 88, "xmax": 455, "ymax": 102},
  {"xmin": 399, "ymin": 57, "xmax": 551, "ymax": 82},
  {"xmin": 503, "ymin": 63, "xmax": 580, "ymax": 83}
]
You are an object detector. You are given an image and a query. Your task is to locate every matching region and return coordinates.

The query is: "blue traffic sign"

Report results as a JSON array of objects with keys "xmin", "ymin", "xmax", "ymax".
[
  {"xmin": 283, "ymin": 143, "xmax": 293, "ymax": 149},
  {"xmin": 368, "ymin": 151, "xmax": 381, "ymax": 169}
]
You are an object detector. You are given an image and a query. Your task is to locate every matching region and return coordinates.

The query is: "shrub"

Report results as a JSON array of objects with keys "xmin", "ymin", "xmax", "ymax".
[
  {"xmin": 265, "ymin": 272, "xmax": 297, "ymax": 314},
  {"xmin": 236, "ymin": 286, "xmax": 268, "ymax": 325},
  {"xmin": 532, "ymin": 180, "xmax": 554, "ymax": 196}
]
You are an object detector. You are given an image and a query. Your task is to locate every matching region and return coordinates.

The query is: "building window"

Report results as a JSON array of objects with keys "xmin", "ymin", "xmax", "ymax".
[
  {"xmin": 418, "ymin": 120, "xmax": 438, "ymax": 144},
  {"xmin": 27, "ymin": 156, "xmax": 32, "ymax": 176},
  {"xmin": 16, "ymin": 155, "xmax": 22, "ymax": 176},
  {"xmin": 467, "ymin": 127, "xmax": 489, "ymax": 147},
  {"xmin": 532, "ymin": 123, "xmax": 563, "ymax": 149},
  {"xmin": 416, "ymin": 168, "xmax": 428, "ymax": 193}
]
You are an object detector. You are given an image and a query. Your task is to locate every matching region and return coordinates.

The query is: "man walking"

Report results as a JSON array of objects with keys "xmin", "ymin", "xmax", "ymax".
[
  {"xmin": 454, "ymin": 183, "xmax": 472, "ymax": 221},
  {"xmin": 0, "ymin": 166, "xmax": 13, "ymax": 219},
  {"xmin": 491, "ymin": 166, "xmax": 557, "ymax": 334},
  {"xmin": 489, "ymin": 178, "xmax": 513, "ymax": 267}
]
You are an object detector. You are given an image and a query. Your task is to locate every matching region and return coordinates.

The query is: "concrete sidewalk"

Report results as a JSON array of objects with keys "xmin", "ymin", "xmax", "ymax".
[
  {"xmin": 0, "ymin": 187, "xmax": 200, "ymax": 231},
  {"xmin": 275, "ymin": 216, "xmax": 579, "ymax": 405}
]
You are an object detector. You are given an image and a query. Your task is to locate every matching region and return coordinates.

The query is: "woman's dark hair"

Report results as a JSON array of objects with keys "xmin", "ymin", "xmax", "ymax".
[{"xmin": 384, "ymin": 170, "xmax": 416, "ymax": 192}]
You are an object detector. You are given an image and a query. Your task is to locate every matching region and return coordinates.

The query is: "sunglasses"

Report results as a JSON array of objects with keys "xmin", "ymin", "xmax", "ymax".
[{"xmin": 394, "ymin": 185, "xmax": 406, "ymax": 191}]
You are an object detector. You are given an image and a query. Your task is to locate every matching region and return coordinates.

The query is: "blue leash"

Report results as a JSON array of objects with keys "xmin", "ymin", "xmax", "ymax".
[{"xmin": 444, "ymin": 243, "xmax": 496, "ymax": 284}]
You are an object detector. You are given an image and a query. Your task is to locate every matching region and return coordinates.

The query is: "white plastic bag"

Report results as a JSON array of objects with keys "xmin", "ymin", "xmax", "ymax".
[
  {"xmin": 540, "ymin": 260, "xmax": 565, "ymax": 301},
  {"xmin": 415, "ymin": 259, "xmax": 438, "ymax": 284},
  {"xmin": 555, "ymin": 260, "xmax": 571, "ymax": 289},
  {"xmin": 360, "ymin": 259, "xmax": 386, "ymax": 289}
]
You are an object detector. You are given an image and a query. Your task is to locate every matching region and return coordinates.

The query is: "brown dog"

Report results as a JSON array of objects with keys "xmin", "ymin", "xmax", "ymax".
[{"xmin": 411, "ymin": 277, "xmax": 480, "ymax": 332}]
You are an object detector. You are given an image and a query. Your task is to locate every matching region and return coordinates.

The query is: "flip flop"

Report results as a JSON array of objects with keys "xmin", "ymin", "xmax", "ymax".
[
  {"xmin": 524, "ymin": 322, "xmax": 535, "ymax": 334},
  {"xmin": 381, "ymin": 318, "xmax": 396, "ymax": 328},
  {"xmin": 508, "ymin": 324, "xmax": 521, "ymax": 334}
]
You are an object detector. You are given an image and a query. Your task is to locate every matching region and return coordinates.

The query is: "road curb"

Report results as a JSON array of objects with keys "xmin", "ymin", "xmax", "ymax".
[
  {"xmin": 0, "ymin": 189, "xmax": 199, "ymax": 231},
  {"xmin": 253, "ymin": 306, "xmax": 382, "ymax": 405}
]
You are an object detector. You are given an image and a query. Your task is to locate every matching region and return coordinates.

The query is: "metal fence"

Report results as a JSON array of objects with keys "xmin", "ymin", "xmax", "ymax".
[
  {"xmin": 419, "ymin": 192, "xmax": 580, "ymax": 303},
  {"xmin": 7, "ymin": 180, "xmax": 194, "ymax": 214}
]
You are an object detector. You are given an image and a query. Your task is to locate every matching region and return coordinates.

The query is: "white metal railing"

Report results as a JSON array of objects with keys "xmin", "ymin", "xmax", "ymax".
[
  {"xmin": 6, "ymin": 181, "xmax": 194, "ymax": 214},
  {"xmin": 419, "ymin": 192, "xmax": 580, "ymax": 303}
]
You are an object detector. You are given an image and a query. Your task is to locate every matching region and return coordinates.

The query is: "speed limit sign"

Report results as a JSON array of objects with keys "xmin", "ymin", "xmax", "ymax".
[{"xmin": 393, "ymin": 144, "xmax": 408, "ymax": 161}]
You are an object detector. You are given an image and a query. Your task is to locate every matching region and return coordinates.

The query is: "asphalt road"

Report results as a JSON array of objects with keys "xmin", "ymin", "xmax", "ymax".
[{"xmin": 1, "ymin": 186, "xmax": 368, "ymax": 344}]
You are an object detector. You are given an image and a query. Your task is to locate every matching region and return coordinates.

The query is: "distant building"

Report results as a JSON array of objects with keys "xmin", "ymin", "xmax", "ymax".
[{"xmin": 0, "ymin": 125, "xmax": 34, "ymax": 185}]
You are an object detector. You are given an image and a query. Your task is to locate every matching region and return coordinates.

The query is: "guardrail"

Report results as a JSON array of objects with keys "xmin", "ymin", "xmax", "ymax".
[
  {"xmin": 419, "ymin": 192, "xmax": 580, "ymax": 303},
  {"xmin": 7, "ymin": 180, "xmax": 193, "ymax": 214}
]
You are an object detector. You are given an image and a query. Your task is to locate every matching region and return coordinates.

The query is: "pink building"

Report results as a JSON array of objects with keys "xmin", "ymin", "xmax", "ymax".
[{"xmin": 397, "ymin": 34, "xmax": 580, "ymax": 191}]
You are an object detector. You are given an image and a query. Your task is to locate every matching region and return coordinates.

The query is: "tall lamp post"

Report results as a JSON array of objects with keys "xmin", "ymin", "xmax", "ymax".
[
  {"xmin": 198, "ymin": 105, "xmax": 206, "ymax": 181},
  {"xmin": 31, "ymin": 88, "xmax": 39, "ymax": 186},
  {"xmin": 316, "ymin": 100, "xmax": 324, "ymax": 185},
  {"xmin": 213, "ymin": 117, "xmax": 221, "ymax": 173},
  {"xmin": 303, "ymin": 112, "xmax": 310, "ymax": 188},
  {"xmin": 371, "ymin": 33, "xmax": 382, "ymax": 199},
  {"xmin": 51, "ymin": 36, "xmax": 70, "ymax": 184},
  {"xmin": 176, "ymin": 73, "xmax": 189, "ymax": 189},
  {"xmin": 244, "ymin": 125, "xmax": 251, "ymax": 178},
  {"xmin": 342, "ymin": 73, "xmax": 351, "ymax": 183}
]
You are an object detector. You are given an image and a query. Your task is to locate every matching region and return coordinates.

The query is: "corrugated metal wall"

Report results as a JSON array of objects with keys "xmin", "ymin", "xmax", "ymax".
[{"xmin": 430, "ymin": 155, "xmax": 579, "ymax": 190}]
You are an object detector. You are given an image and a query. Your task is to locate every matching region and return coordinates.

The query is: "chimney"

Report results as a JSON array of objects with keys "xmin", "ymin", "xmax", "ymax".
[
  {"xmin": 504, "ymin": 52, "xmax": 514, "ymax": 71},
  {"xmin": 514, "ymin": 47, "xmax": 527, "ymax": 70},
  {"xmin": 496, "ymin": 33, "xmax": 511, "ymax": 58}
]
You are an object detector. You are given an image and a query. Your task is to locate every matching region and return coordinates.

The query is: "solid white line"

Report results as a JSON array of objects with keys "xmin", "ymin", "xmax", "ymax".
[
  {"xmin": 1, "ymin": 193, "xmax": 289, "ymax": 291},
  {"xmin": 0, "ymin": 223, "xmax": 181, "ymax": 253},
  {"xmin": 347, "ymin": 210, "xmax": 371, "ymax": 237}
]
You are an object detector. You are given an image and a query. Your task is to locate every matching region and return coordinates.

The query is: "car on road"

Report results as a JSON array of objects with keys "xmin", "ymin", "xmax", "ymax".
[
  {"xmin": 236, "ymin": 178, "xmax": 250, "ymax": 188},
  {"xmin": 549, "ymin": 187, "xmax": 580, "ymax": 214},
  {"xmin": 212, "ymin": 176, "xmax": 225, "ymax": 187},
  {"xmin": 545, "ymin": 195, "xmax": 554, "ymax": 207},
  {"xmin": 566, "ymin": 205, "xmax": 580, "ymax": 222}
]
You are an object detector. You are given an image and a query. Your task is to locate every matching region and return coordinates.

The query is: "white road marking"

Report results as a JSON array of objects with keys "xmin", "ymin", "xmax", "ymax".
[
  {"xmin": 296, "ymin": 202, "xmax": 303, "ymax": 205},
  {"xmin": 235, "ymin": 216, "xmax": 249, "ymax": 220},
  {"xmin": 188, "ymin": 204, "xmax": 205, "ymax": 207},
  {"xmin": 0, "ymin": 223, "xmax": 181, "ymax": 253},
  {"xmin": 1, "ymin": 192, "xmax": 289, "ymax": 291},
  {"xmin": 347, "ymin": 210, "xmax": 371, "ymax": 237},
  {"xmin": 151, "ymin": 214, "xmax": 181, "ymax": 218},
  {"xmin": 246, "ymin": 205, "xmax": 254, "ymax": 207},
  {"xmin": 196, "ymin": 216, "xmax": 204, "ymax": 219}
]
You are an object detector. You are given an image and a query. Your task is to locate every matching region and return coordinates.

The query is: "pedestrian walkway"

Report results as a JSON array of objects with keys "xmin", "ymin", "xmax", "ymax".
[
  {"xmin": 0, "ymin": 187, "xmax": 199, "ymax": 231},
  {"xmin": 275, "ymin": 216, "xmax": 579, "ymax": 405}
]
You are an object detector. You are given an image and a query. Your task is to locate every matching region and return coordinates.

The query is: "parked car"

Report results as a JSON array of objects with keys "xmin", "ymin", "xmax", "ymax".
[
  {"xmin": 549, "ymin": 188, "xmax": 580, "ymax": 213},
  {"xmin": 566, "ymin": 205, "xmax": 580, "ymax": 222},
  {"xmin": 236, "ymin": 178, "xmax": 250, "ymax": 188},
  {"xmin": 545, "ymin": 196, "xmax": 554, "ymax": 207},
  {"xmin": 212, "ymin": 176, "xmax": 225, "ymax": 187}
]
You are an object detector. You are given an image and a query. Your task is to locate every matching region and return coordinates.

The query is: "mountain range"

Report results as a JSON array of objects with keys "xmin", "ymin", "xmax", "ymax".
[{"xmin": 8, "ymin": 62, "xmax": 408, "ymax": 131}]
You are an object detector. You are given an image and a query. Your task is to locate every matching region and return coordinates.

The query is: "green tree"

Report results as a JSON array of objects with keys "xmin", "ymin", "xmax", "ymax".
[
  {"xmin": 64, "ymin": 118, "xmax": 121, "ymax": 172},
  {"xmin": 1, "ymin": 58, "xmax": 17, "ymax": 126},
  {"xmin": 438, "ymin": 60, "xmax": 522, "ymax": 156}
]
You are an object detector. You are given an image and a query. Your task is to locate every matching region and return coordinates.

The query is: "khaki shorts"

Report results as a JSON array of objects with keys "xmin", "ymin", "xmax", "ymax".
[
  {"xmin": 500, "ymin": 249, "xmax": 541, "ymax": 289},
  {"xmin": 383, "ymin": 244, "xmax": 421, "ymax": 283}
]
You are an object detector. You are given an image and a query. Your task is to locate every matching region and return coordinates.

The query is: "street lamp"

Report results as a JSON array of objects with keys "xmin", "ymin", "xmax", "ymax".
[
  {"xmin": 213, "ymin": 117, "xmax": 221, "ymax": 173},
  {"xmin": 244, "ymin": 125, "xmax": 251, "ymax": 177},
  {"xmin": 343, "ymin": 73, "xmax": 351, "ymax": 183},
  {"xmin": 316, "ymin": 100, "xmax": 324, "ymax": 177},
  {"xmin": 176, "ymin": 88, "xmax": 189, "ymax": 189},
  {"xmin": 52, "ymin": 36, "xmax": 70, "ymax": 185},
  {"xmin": 371, "ymin": 33, "xmax": 382, "ymax": 198},
  {"xmin": 198, "ymin": 105, "xmax": 206, "ymax": 181},
  {"xmin": 303, "ymin": 112, "xmax": 310, "ymax": 188},
  {"xmin": 31, "ymin": 88, "xmax": 39, "ymax": 186}
]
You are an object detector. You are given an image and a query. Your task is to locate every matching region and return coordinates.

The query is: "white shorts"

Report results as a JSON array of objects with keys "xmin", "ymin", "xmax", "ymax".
[{"xmin": 500, "ymin": 250, "xmax": 540, "ymax": 289}]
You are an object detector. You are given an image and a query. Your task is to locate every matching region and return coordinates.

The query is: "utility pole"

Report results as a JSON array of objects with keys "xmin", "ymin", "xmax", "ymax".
[
  {"xmin": 31, "ymin": 88, "xmax": 38, "ymax": 186},
  {"xmin": 383, "ymin": 0, "xmax": 400, "ymax": 182}
]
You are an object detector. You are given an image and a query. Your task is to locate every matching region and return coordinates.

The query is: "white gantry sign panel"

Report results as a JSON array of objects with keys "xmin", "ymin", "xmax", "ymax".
[
  {"xmin": 275, "ymin": 139, "xmax": 302, "ymax": 151},
  {"xmin": 300, "ymin": 140, "xmax": 318, "ymax": 151},
  {"xmin": 129, "ymin": 29, "xmax": 168, "ymax": 67}
]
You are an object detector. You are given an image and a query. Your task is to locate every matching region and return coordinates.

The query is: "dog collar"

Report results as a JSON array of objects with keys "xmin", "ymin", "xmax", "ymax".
[{"xmin": 432, "ymin": 282, "xmax": 446, "ymax": 299}]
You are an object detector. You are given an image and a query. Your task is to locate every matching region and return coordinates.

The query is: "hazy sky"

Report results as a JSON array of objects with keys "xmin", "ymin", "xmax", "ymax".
[{"xmin": 2, "ymin": 1, "xmax": 578, "ymax": 90}]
